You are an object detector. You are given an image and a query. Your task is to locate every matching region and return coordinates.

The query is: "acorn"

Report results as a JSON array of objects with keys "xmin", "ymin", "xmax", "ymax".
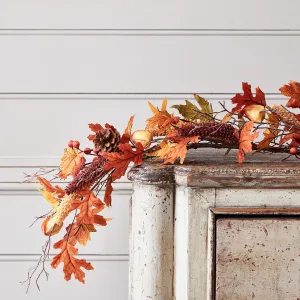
[
  {"xmin": 244, "ymin": 104, "xmax": 266, "ymax": 123},
  {"xmin": 131, "ymin": 130, "xmax": 153, "ymax": 149}
]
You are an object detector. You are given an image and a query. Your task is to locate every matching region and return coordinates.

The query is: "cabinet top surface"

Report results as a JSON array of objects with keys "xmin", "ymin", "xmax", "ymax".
[{"xmin": 128, "ymin": 149, "xmax": 300, "ymax": 188}]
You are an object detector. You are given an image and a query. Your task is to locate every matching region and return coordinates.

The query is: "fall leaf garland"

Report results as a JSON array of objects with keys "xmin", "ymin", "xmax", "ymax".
[{"xmin": 25, "ymin": 80, "xmax": 300, "ymax": 290}]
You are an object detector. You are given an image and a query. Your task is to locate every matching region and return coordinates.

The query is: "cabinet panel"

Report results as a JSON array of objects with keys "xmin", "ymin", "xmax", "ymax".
[{"xmin": 216, "ymin": 218, "xmax": 300, "ymax": 299}]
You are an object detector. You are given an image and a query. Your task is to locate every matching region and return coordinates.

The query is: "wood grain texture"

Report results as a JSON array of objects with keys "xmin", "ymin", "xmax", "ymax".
[
  {"xmin": 216, "ymin": 218, "xmax": 300, "ymax": 299},
  {"xmin": 1, "ymin": 0, "xmax": 300, "ymax": 29},
  {"xmin": 0, "ymin": 35, "xmax": 299, "ymax": 93},
  {"xmin": 130, "ymin": 183, "xmax": 174, "ymax": 300}
]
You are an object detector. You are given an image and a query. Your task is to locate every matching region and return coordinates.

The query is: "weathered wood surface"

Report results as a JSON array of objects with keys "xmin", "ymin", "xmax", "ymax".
[
  {"xmin": 174, "ymin": 188, "xmax": 215, "ymax": 300},
  {"xmin": 216, "ymin": 217, "xmax": 300, "ymax": 299},
  {"xmin": 128, "ymin": 149, "xmax": 300, "ymax": 300},
  {"xmin": 128, "ymin": 149, "xmax": 300, "ymax": 188},
  {"xmin": 129, "ymin": 183, "xmax": 174, "ymax": 300}
]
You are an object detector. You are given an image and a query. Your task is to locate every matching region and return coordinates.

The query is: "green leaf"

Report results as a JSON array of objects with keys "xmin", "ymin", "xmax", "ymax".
[
  {"xmin": 172, "ymin": 95, "xmax": 213, "ymax": 122},
  {"xmin": 172, "ymin": 100, "xmax": 201, "ymax": 120},
  {"xmin": 193, "ymin": 94, "xmax": 213, "ymax": 120}
]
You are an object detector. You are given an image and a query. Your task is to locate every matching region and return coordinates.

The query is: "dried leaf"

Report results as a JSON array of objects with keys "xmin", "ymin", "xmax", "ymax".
[
  {"xmin": 148, "ymin": 101, "xmax": 159, "ymax": 115},
  {"xmin": 103, "ymin": 143, "xmax": 144, "ymax": 181},
  {"xmin": 59, "ymin": 148, "xmax": 86, "ymax": 179},
  {"xmin": 163, "ymin": 136, "xmax": 199, "ymax": 164},
  {"xmin": 193, "ymin": 94, "xmax": 213, "ymax": 121},
  {"xmin": 120, "ymin": 115, "xmax": 135, "ymax": 144},
  {"xmin": 257, "ymin": 129, "xmax": 277, "ymax": 151},
  {"xmin": 104, "ymin": 177, "xmax": 114, "ymax": 207},
  {"xmin": 75, "ymin": 190, "xmax": 106, "ymax": 225},
  {"xmin": 51, "ymin": 237, "xmax": 93, "ymax": 283},
  {"xmin": 221, "ymin": 112, "xmax": 233, "ymax": 124},
  {"xmin": 279, "ymin": 80, "xmax": 300, "ymax": 108},
  {"xmin": 39, "ymin": 190, "xmax": 60, "ymax": 209},
  {"xmin": 237, "ymin": 121, "xmax": 259, "ymax": 163},
  {"xmin": 172, "ymin": 100, "xmax": 202, "ymax": 120},
  {"xmin": 232, "ymin": 82, "xmax": 266, "ymax": 118},
  {"xmin": 146, "ymin": 141, "xmax": 177, "ymax": 159},
  {"xmin": 36, "ymin": 176, "xmax": 65, "ymax": 198}
]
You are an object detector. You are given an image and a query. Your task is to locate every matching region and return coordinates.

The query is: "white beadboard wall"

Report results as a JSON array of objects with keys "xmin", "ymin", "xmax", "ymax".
[{"xmin": 0, "ymin": 1, "xmax": 300, "ymax": 299}]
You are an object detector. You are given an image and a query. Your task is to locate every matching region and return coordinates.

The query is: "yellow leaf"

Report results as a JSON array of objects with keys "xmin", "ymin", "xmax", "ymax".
[
  {"xmin": 59, "ymin": 148, "xmax": 86, "ymax": 179},
  {"xmin": 39, "ymin": 189, "xmax": 60, "ymax": 209}
]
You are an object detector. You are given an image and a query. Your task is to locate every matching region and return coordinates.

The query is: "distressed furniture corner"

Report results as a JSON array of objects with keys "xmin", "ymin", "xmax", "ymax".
[{"xmin": 128, "ymin": 149, "xmax": 300, "ymax": 300}]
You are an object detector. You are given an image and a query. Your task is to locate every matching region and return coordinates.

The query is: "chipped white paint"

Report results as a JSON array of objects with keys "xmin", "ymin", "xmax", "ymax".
[
  {"xmin": 129, "ymin": 183, "xmax": 174, "ymax": 300},
  {"xmin": 174, "ymin": 188, "xmax": 215, "ymax": 300},
  {"xmin": 216, "ymin": 218, "xmax": 300, "ymax": 299}
]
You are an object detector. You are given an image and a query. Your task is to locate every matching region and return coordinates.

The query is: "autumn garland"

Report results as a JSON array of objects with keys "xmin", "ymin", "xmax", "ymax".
[{"xmin": 23, "ymin": 80, "xmax": 300, "ymax": 290}]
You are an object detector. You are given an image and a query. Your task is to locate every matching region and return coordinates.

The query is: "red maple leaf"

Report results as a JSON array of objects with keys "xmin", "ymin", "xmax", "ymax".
[
  {"xmin": 103, "ymin": 143, "xmax": 144, "ymax": 181},
  {"xmin": 232, "ymin": 82, "xmax": 266, "ymax": 118},
  {"xmin": 279, "ymin": 80, "xmax": 300, "ymax": 108}
]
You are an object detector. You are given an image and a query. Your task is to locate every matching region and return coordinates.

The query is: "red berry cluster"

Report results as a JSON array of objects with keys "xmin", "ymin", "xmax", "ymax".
[
  {"xmin": 68, "ymin": 140, "xmax": 80, "ymax": 149},
  {"xmin": 178, "ymin": 122, "xmax": 239, "ymax": 145}
]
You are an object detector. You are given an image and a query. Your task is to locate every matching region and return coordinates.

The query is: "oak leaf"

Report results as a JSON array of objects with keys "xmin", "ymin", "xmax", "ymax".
[
  {"xmin": 163, "ymin": 136, "xmax": 199, "ymax": 164},
  {"xmin": 59, "ymin": 148, "xmax": 86, "ymax": 179},
  {"xmin": 237, "ymin": 121, "xmax": 259, "ymax": 163},
  {"xmin": 279, "ymin": 80, "xmax": 300, "ymax": 108},
  {"xmin": 103, "ymin": 143, "xmax": 144, "ymax": 181},
  {"xmin": 232, "ymin": 82, "xmax": 266, "ymax": 118},
  {"xmin": 51, "ymin": 236, "xmax": 93, "ymax": 283},
  {"xmin": 75, "ymin": 190, "xmax": 106, "ymax": 225}
]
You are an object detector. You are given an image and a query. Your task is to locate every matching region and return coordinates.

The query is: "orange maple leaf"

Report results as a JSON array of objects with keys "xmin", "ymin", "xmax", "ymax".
[
  {"xmin": 51, "ymin": 233, "xmax": 94, "ymax": 283},
  {"xmin": 120, "ymin": 115, "xmax": 135, "ymax": 144},
  {"xmin": 279, "ymin": 80, "xmax": 300, "ymax": 108},
  {"xmin": 163, "ymin": 136, "xmax": 199, "ymax": 164},
  {"xmin": 232, "ymin": 82, "xmax": 266, "ymax": 118},
  {"xmin": 103, "ymin": 143, "xmax": 144, "ymax": 181},
  {"xmin": 146, "ymin": 99, "xmax": 180, "ymax": 135},
  {"xmin": 280, "ymin": 132, "xmax": 300, "ymax": 148},
  {"xmin": 104, "ymin": 177, "xmax": 114, "ymax": 207},
  {"xmin": 59, "ymin": 148, "xmax": 86, "ymax": 179},
  {"xmin": 237, "ymin": 121, "xmax": 259, "ymax": 163}
]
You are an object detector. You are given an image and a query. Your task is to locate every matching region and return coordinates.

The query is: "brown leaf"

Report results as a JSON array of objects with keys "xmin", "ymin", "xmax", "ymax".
[
  {"xmin": 279, "ymin": 80, "xmax": 300, "ymax": 108},
  {"xmin": 237, "ymin": 121, "xmax": 259, "ymax": 163},
  {"xmin": 59, "ymin": 148, "xmax": 86, "ymax": 179},
  {"xmin": 104, "ymin": 177, "xmax": 114, "ymax": 207},
  {"xmin": 103, "ymin": 143, "xmax": 144, "ymax": 181},
  {"xmin": 163, "ymin": 136, "xmax": 199, "ymax": 164}
]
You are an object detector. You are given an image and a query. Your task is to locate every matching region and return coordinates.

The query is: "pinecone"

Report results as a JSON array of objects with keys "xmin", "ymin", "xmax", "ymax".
[
  {"xmin": 65, "ymin": 156, "xmax": 108, "ymax": 195},
  {"xmin": 93, "ymin": 125, "xmax": 121, "ymax": 153},
  {"xmin": 177, "ymin": 122, "xmax": 239, "ymax": 145},
  {"xmin": 267, "ymin": 105, "xmax": 300, "ymax": 128}
]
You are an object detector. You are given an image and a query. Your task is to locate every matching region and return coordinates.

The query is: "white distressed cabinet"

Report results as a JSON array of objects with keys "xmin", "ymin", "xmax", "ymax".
[{"xmin": 128, "ymin": 149, "xmax": 300, "ymax": 300}]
